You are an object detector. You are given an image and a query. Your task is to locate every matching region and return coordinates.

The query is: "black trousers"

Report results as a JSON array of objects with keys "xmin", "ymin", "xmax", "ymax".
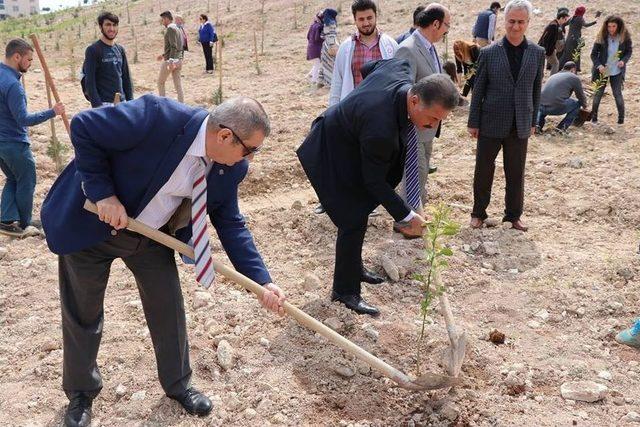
[
  {"xmin": 202, "ymin": 43, "xmax": 214, "ymax": 71},
  {"xmin": 333, "ymin": 217, "xmax": 368, "ymax": 297},
  {"xmin": 472, "ymin": 131, "xmax": 528, "ymax": 222},
  {"xmin": 592, "ymin": 73, "xmax": 624, "ymax": 121},
  {"xmin": 59, "ymin": 229, "xmax": 191, "ymax": 399}
]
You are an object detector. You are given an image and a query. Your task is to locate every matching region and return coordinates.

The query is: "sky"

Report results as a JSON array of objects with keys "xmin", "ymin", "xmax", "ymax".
[{"xmin": 40, "ymin": 0, "xmax": 101, "ymax": 12}]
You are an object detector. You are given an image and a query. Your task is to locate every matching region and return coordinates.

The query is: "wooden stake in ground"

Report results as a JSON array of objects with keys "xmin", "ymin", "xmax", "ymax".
[
  {"xmin": 29, "ymin": 34, "xmax": 71, "ymax": 135},
  {"xmin": 253, "ymin": 30, "xmax": 261, "ymax": 75}
]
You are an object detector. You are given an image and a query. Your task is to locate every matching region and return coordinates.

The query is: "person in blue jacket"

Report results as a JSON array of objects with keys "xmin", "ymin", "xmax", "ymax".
[
  {"xmin": 0, "ymin": 38, "xmax": 64, "ymax": 237},
  {"xmin": 198, "ymin": 14, "xmax": 217, "ymax": 73},
  {"xmin": 41, "ymin": 94, "xmax": 285, "ymax": 426}
]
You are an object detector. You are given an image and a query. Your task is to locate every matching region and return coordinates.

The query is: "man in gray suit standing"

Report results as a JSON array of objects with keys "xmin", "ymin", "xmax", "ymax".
[
  {"xmin": 468, "ymin": 0, "xmax": 544, "ymax": 232},
  {"xmin": 394, "ymin": 3, "xmax": 451, "ymax": 213}
]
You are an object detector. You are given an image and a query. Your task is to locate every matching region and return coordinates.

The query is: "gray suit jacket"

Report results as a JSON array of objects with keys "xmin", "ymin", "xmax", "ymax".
[
  {"xmin": 468, "ymin": 37, "xmax": 545, "ymax": 139},
  {"xmin": 394, "ymin": 31, "xmax": 440, "ymax": 140}
]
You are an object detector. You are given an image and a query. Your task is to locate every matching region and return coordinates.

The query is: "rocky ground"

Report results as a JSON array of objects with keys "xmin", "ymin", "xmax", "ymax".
[{"xmin": 1, "ymin": 0, "xmax": 640, "ymax": 426}]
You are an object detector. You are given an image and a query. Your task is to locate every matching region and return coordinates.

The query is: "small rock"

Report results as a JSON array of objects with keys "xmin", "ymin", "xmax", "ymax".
[
  {"xmin": 259, "ymin": 337, "xmax": 270, "ymax": 348},
  {"xmin": 489, "ymin": 329, "xmax": 506, "ymax": 344},
  {"xmin": 603, "ymin": 126, "xmax": 616, "ymax": 135},
  {"xmin": 504, "ymin": 371, "xmax": 527, "ymax": 395},
  {"xmin": 115, "ymin": 384, "xmax": 127, "ymax": 397},
  {"xmin": 539, "ymin": 165, "xmax": 553, "ymax": 174},
  {"xmin": 21, "ymin": 258, "xmax": 33, "ymax": 268},
  {"xmin": 381, "ymin": 256, "xmax": 400, "ymax": 282},
  {"xmin": 508, "ymin": 268, "xmax": 519, "ymax": 274},
  {"xmin": 291, "ymin": 200, "xmax": 303, "ymax": 210},
  {"xmin": 364, "ymin": 326, "xmax": 379, "ymax": 341},
  {"xmin": 131, "ymin": 390, "xmax": 146, "ymax": 401},
  {"xmin": 470, "ymin": 241, "xmax": 481, "ymax": 251},
  {"xmin": 41, "ymin": 340, "xmax": 59, "ymax": 352},
  {"xmin": 535, "ymin": 309, "xmax": 550, "ymax": 322},
  {"xmin": 617, "ymin": 268, "xmax": 635, "ymax": 281},
  {"xmin": 271, "ymin": 413, "xmax": 287, "ymax": 424},
  {"xmin": 217, "ymin": 340, "xmax": 234, "ymax": 370},
  {"xmin": 481, "ymin": 262, "xmax": 494, "ymax": 270},
  {"xmin": 192, "ymin": 291, "xmax": 213, "ymax": 310},
  {"xmin": 621, "ymin": 412, "xmax": 640, "ymax": 423},
  {"xmin": 440, "ymin": 402, "xmax": 460, "ymax": 421},
  {"xmin": 576, "ymin": 307, "xmax": 586, "ymax": 317},
  {"xmin": 598, "ymin": 371, "xmax": 612, "ymax": 381},
  {"xmin": 334, "ymin": 365, "xmax": 355, "ymax": 378},
  {"xmin": 483, "ymin": 242, "xmax": 500, "ymax": 255},
  {"xmin": 527, "ymin": 320, "xmax": 541, "ymax": 329},
  {"xmin": 560, "ymin": 381, "xmax": 608, "ymax": 402},
  {"xmin": 0, "ymin": 247, "xmax": 7, "ymax": 260},
  {"xmin": 480, "ymin": 268, "xmax": 494, "ymax": 275},
  {"xmin": 303, "ymin": 272, "xmax": 321, "ymax": 291},
  {"xmin": 323, "ymin": 317, "xmax": 343, "ymax": 331},
  {"xmin": 244, "ymin": 408, "xmax": 257, "ymax": 419},
  {"xmin": 462, "ymin": 244, "xmax": 471, "ymax": 252},
  {"xmin": 568, "ymin": 157, "xmax": 584, "ymax": 169},
  {"xmin": 484, "ymin": 218, "xmax": 500, "ymax": 227}
]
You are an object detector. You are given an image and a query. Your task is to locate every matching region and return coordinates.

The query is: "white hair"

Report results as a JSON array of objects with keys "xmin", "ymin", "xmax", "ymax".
[{"xmin": 504, "ymin": 0, "xmax": 532, "ymax": 17}]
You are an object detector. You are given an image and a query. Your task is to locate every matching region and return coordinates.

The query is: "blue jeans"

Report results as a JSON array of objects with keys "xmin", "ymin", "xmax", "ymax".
[
  {"xmin": 537, "ymin": 98, "xmax": 581, "ymax": 130},
  {"xmin": 0, "ymin": 142, "xmax": 36, "ymax": 229}
]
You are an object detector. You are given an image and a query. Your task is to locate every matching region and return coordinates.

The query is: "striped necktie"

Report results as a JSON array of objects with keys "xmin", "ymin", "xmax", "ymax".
[
  {"xmin": 191, "ymin": 158, "xmax": 215, "ymax": 288},
  {"xmin": 404, "ymin": 124, "xmax": 421, "ymax": 211}
]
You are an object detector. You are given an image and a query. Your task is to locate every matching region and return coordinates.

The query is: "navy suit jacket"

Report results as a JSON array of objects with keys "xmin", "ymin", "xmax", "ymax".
[
  {"xmin": 41, "ymin": 94, "xmax": 271, "ymax": 285},
  {"xmin": 297, "ymin": 59, "xmax": 413, "ymax": 229}
]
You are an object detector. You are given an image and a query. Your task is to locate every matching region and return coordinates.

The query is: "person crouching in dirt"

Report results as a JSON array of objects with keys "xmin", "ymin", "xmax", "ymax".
[
  {"xmin": 297, "ymin": 59, "xmax": 459, "ymax": 317},
  {"xmin": 40, "ymin": 95, "xmax": 286, "ymax": 426}
]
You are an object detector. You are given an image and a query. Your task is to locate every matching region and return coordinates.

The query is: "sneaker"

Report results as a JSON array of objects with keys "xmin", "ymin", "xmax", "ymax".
[
  {"xmin": 0, "ymin": 222, "xmax": 25, "ymax": 237},
  {"xmin": 615, "ymin": 320, "xmax": 640, "ymax": 349}
]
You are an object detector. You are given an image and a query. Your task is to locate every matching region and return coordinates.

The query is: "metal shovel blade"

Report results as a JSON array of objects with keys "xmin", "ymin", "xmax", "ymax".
[
  {"xmin": 444, "ymin": 329, "xmax": 467, "ymax": 378},
  {"xmin": 396, "ymin": 371, "xmax": 462, "ymax": 391}
]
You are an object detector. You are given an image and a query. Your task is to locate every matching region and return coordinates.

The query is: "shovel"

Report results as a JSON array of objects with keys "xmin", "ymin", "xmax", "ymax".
[
  {"xmin": 434, "ymin": 270, "xmax": 467, "ymax": 377},
  {"xmin": 83, "ymin": 200, "xmax": 459, "ymax": 391}
]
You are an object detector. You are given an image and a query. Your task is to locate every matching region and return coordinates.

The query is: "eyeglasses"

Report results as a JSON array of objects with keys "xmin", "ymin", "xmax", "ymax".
[{"xmin": 219, "ymin": 124, "xmax": 261, "ymax": 157}]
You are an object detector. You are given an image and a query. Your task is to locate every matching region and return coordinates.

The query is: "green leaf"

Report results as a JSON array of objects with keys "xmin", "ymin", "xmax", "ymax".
[{"xmin": 439, "ymin": 247, "xmax": 453, "ymax": 256}]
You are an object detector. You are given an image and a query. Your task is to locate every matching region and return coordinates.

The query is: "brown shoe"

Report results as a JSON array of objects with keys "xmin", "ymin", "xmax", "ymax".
[
  {"xmin": 469, "ymin": 217, "xmax": 484, "ymax": 229},
  {"xmin": 511, "ymin": 219, "xmax": 528, "ymax": 232}
]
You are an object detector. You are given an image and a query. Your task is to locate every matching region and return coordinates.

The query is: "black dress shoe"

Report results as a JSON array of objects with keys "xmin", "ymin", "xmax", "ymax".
[
  {"xmin": 331, "ymin": 292, "xmax": 380, "ymax": 316},
  {"xmin": 361, "ymin": 267, "xmax": 384, "ymax": 284},
  {"xmin": 168, "ymin": 388, "xmax": 212, "ymax": 416},
  {"xmin": 428, "ymin": 165, "xmax": 438, "ymax": 174},
  {"xmin": 313, "ymin": 203, "xmax": 325, "ymax": 214},
  {"xmin": 63, "ymin": 394, "xmax": 93, "ymax": 427}
]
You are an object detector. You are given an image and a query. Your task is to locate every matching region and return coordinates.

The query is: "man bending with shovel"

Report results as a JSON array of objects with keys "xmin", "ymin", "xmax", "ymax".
[{"xmin": 41, "ymin": 95, "xmax": 285, "ymax": 426}]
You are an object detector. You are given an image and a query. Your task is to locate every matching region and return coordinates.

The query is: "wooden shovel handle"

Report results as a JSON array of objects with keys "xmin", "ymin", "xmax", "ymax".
[
  {"xmin": 29, "ymin": 34, "xmax": 71, "ymax": 135},
  {"xmin": 83, "ymin": 200, "xmax": 415, "ymax": 386}
]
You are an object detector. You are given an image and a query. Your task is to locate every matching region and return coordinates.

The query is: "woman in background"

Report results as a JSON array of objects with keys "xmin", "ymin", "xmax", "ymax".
[
  {"xmin": 318, "ymin": 8, "xmax": 339, "ymax": 88},
  {"xmin": 198, "ymin": 14, "xmax": 217, "ymax": 73},
  {"xmin": 306, "ymin": 10, "xmax": 325, "ymax": 86},
  {"xmin": 559, "ymin": 5, "xmax": 599, "ymax": 71}
]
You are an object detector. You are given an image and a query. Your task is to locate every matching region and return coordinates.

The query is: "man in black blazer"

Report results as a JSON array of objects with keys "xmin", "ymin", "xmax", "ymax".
[
  {"xmin": 468, "ymin": 0, "xmax": 545, "ymax": 232},
  {"xmin": 297, "ymin": 59, "xmax": 459, "ymax": 316}
]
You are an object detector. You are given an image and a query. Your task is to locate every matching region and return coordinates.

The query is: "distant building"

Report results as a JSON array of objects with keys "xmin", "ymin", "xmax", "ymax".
[{"xmin": 0, "ymin": 0, "xmax": 40, "ymax": 19}]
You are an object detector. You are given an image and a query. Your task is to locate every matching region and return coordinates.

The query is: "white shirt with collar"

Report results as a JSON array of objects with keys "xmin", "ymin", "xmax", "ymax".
[{"xmin": 136, "ymin": 116, "xmax": 212, "ymax": 229}]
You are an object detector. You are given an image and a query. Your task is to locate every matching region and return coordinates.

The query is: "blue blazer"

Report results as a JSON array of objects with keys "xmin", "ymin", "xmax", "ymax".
[{"xmin": 41, "ymin": 94, "xmax": 271, "ymax": 285}]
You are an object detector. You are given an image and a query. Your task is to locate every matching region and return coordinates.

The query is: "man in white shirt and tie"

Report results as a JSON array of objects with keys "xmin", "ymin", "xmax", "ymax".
[
  {"xmin": 394, "ymin": 3, "xmax": 451, "ymax": 214},
  {"xmin": 41, "ymin": 95, "xmax": 285, "ymax": 426}
]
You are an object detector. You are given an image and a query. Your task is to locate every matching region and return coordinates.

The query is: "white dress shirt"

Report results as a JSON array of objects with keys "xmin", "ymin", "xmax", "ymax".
[{"xmin": 136, "ymin": 116, "xmax": 212, "ymax": 229}]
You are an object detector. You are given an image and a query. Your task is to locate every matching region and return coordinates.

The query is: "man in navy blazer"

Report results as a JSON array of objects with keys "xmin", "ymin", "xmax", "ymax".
[
  {"xmin": 297, "ymin": 59, "xmax": 459, "ymax": 316},
  {"xmin": 41, "ymin": 94, "xmax": 285, "ymax": 426}
]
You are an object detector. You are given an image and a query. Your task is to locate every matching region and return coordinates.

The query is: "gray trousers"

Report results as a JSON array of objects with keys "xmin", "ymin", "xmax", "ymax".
[
  {"xmin": 59, "ymin": 229, "xmax": 191, "ymax": 399},
  {"xmin": 399, "ymin": 130, "xmax": 435, "ymax": 212}
]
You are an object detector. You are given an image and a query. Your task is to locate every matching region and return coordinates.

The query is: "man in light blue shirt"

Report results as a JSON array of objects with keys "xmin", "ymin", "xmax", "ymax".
[{"xmin": 0, "ymin": 38, "xmax": 64, "ymax": 236}]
